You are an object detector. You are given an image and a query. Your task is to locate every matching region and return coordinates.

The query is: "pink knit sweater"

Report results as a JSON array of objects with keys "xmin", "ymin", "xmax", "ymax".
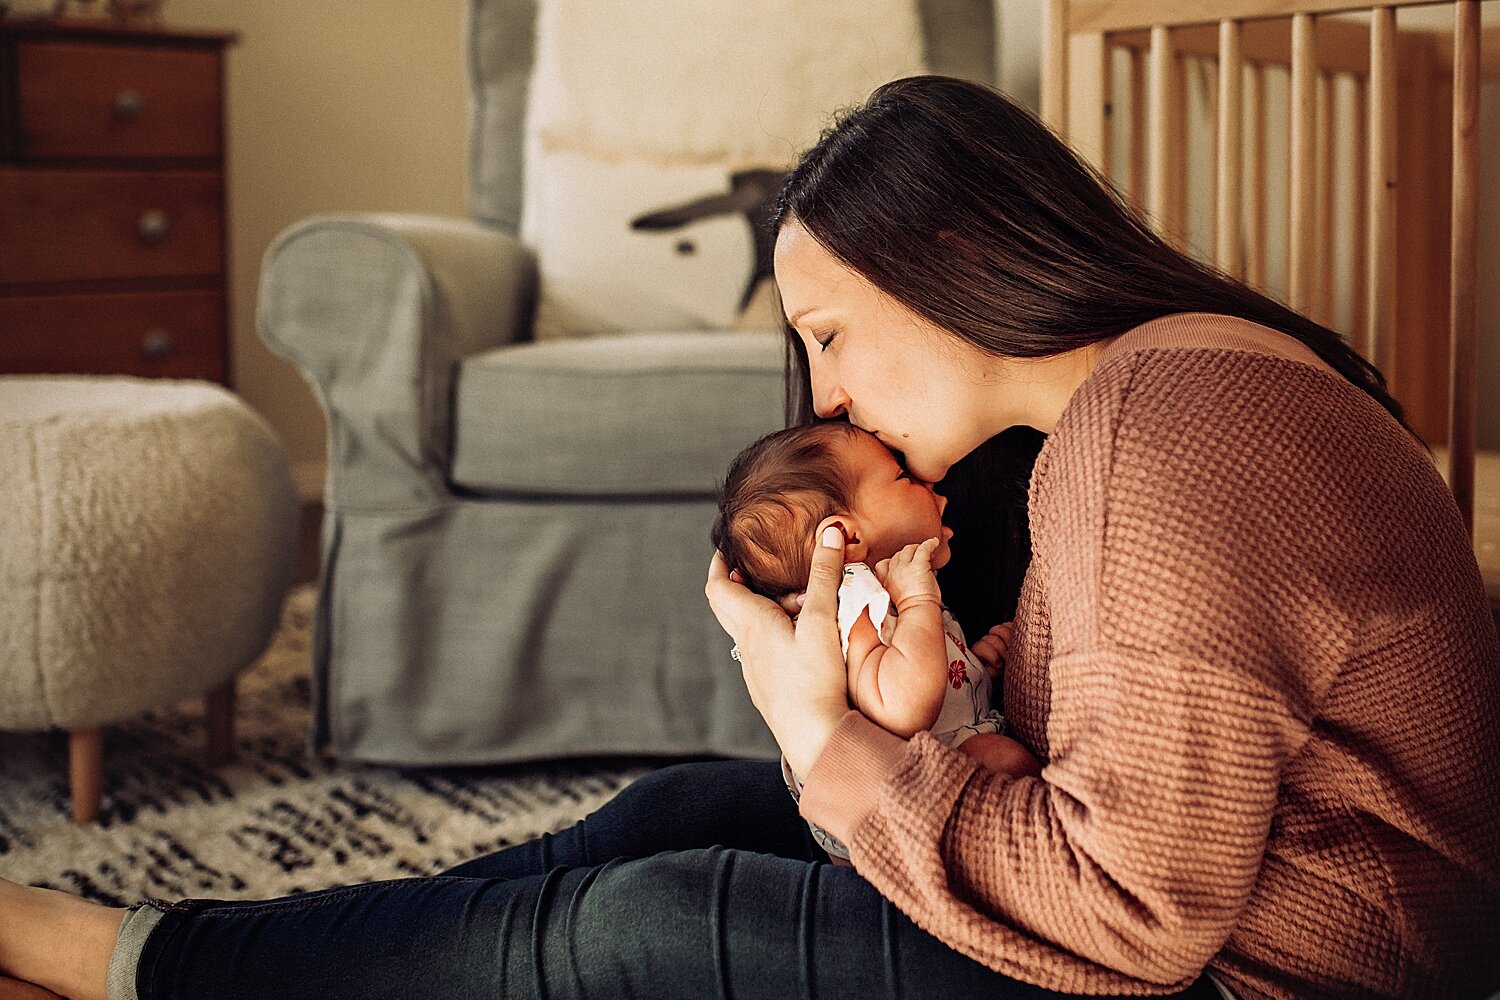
[{"xmin": 799, "ymin": 313, "xmax": 1500, "ymax": 999}]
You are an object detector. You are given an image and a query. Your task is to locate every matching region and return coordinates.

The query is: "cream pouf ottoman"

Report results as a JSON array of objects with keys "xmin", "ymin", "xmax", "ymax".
[{"xmin": 0, "ymin": 376, "xmax": 298, "ymax": 823}]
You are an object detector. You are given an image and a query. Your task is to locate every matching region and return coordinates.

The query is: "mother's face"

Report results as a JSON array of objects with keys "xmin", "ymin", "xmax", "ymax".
[{"xmin": 773, "ymin": 220, "xmax": 994, "ymax": 483}]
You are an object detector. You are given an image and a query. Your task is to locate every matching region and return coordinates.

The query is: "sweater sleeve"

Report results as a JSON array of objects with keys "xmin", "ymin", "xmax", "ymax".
[
  {"xmin": 798, "ymin": 352, "xmax": 1351, "ymax": 993},
  {"xmin": 801, "ymin": 652, "xmax": 1300, "ymax": 991}
]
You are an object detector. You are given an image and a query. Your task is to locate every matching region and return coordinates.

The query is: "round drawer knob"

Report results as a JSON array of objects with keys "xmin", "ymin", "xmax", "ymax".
[
  {"xmin": 141, "ymin": 329, "xmax": 174, "ymax": 362},
  {"xmin": 113, "ymin": 90, "xmax": 144, "ymax": 122},
  {"xmin": 138, "ymin": 210, "xmax": 170, "ymax": 244}
]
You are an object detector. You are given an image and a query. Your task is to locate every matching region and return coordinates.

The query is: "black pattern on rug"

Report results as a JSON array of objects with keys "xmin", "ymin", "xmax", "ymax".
[{"xmin": 0, "ymin": 587, "xmax": 650, "ymax": 904}]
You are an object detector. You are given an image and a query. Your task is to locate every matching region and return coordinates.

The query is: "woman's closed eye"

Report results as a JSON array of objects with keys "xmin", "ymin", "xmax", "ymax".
[{"xmin": 814, "ymin": 329, "xmax": 838, "ymax": 352}]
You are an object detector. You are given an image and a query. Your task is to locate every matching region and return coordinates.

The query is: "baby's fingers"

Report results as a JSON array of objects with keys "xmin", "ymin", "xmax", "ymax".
[
  {"xmin": 987, "ymin": 625, "xmax": 1012, "ymax": 651},
  {"xmin": 972, "ymin": 638, "xmax": 1004, "ymax": 678},
  {"xmin": 891, "ymin": 537, "xmax": 940, "ymax": 567}
]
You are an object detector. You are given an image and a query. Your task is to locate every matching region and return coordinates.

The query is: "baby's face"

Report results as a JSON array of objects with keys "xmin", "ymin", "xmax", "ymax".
[{"xmin": 841, "ymin": 430, "xmax": 953, "ymax": 568}]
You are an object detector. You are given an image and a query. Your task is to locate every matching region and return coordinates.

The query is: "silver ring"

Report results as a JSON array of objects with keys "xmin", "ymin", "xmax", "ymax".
[{"xmin": 729, "ymin": 644, "xmax": 742, "ymax": 662}]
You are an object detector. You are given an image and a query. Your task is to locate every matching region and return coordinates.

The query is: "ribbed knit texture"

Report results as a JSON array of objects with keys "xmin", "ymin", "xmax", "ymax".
[{"xmin": 799, "ymin": 314, "xmax": 1500, "ymax": 999}]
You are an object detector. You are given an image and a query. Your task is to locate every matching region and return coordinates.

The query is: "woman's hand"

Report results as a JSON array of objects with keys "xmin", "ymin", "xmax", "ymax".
[{"xmin": 706, "ymin": 525, "xmax": 851, "ymax": 778}]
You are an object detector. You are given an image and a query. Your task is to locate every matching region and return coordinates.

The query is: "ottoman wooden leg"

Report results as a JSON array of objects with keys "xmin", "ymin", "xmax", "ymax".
[
  {"xmin": 206, "ymin": 679, "xmax": 236, "ymax": 767},
  {"xmin": 68, "ymin": 728, "xmax": 104, "ymax": 825}
]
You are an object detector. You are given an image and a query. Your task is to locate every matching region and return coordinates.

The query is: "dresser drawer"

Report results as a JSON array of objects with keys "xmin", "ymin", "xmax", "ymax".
[
  {"xmin": 0, "ymin": 289, "xmax": 225, "ymax": 380},
  {"xmin": 0, "ymin": 168, "xmax": 223, "ymax": 285},
  {"xmin": 10, "ymin": 40, "xmax": 222, "ymax": 160}
]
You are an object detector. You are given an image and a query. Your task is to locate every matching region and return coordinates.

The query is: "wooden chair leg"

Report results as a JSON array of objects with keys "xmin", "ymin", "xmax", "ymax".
[
  {"xmin": 205, "ymin": 678, "xmax": 236, "ymax": 767},
  {"xmin": 68, "ymin": 727, "xmax": 103, "ymax": 825}
]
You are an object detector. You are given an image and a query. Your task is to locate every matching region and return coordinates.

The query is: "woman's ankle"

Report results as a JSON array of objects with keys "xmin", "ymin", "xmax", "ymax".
[{"xmin": 0, "ymin": 881, "xmax": 125, "ymax": 1000}]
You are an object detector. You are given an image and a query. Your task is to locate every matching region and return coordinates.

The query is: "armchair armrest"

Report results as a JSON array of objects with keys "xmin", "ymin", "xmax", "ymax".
[{"xmin": 258, "ymin": 214, "xmax": 537, "ymax": 511}]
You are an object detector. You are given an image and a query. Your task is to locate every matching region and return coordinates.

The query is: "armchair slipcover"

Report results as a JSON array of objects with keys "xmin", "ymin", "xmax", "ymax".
[{"xmin": 259, "ymin": 0, "xmax": 998, "ymax": 764}]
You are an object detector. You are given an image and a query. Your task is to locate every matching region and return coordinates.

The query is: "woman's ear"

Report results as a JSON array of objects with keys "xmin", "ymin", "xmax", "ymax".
[{"xmin": 817, "ymin": 514, "xmax": 869, "ymax": 565}]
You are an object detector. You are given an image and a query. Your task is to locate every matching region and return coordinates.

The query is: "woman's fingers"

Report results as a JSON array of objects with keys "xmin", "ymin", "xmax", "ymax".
[
  {"xmin": 713, "ymin": 532, "xmax": 851, "ymax": 779},
  {"xmin": 706, "ymin": 550, "xmax": 785, "ymax": 642},
  {"xmin": 797, "ymin": 524, "xmax": 847, "ymax": 630}
]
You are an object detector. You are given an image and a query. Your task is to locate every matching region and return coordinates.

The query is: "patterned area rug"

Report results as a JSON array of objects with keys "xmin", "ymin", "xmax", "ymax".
[{"xmin": 0, "ymin": 587, "xmax": 650, "ymax": 905}]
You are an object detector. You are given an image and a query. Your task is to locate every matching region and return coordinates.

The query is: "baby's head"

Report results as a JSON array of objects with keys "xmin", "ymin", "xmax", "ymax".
[{"xmin": 711, "ymin": 423, "xmax": 952, "ymax": 599}]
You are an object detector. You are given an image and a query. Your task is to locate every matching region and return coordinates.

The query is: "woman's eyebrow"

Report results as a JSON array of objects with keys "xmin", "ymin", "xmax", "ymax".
[{"xmin": 787, "ymin": 306, "xmax": 820, "ymax": 326}]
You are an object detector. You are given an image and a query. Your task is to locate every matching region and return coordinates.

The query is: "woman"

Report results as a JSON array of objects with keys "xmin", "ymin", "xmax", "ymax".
[{"xmin": 3, "ymin": 76, "xmax": 1496, "ymax": 1000}]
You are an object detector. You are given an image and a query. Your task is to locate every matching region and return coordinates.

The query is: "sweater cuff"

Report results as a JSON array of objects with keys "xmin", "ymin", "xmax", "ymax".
[{"xmin": 798, "ymin": 710, "xmax": 910, "ymax": 845}]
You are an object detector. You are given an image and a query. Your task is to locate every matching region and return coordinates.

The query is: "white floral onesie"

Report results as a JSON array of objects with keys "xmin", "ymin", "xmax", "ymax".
[{"xmin": 782, "ymin": 562, "xmax": 1006, "ymax": 860}]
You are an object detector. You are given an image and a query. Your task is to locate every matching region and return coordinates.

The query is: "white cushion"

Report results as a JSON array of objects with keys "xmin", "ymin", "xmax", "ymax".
[{"xmin": 520, "ymin": 0, "xmax": 927, "ymax": 339}]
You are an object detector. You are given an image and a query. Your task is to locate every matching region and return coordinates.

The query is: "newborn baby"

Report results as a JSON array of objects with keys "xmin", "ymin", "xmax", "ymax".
[{"xmin": 712, "ymin": 423, "xmax": 1040, "ymax": 859}]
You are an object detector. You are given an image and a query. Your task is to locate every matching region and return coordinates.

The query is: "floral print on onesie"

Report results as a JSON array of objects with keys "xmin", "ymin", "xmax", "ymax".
[{"xmin": 782, "ymin": 562, "xmax": 1006, "ymax": 861}]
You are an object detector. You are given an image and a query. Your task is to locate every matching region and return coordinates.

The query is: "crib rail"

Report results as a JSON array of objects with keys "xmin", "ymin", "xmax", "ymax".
[{"xmin": 1043, "ymin": 0, "xmax": 1490, "ymax": 540}]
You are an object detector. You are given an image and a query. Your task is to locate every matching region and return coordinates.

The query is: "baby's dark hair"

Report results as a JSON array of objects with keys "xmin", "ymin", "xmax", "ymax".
[{"xmin": 711, "ymin": 422, "xmax": 863, "ymax": 599}]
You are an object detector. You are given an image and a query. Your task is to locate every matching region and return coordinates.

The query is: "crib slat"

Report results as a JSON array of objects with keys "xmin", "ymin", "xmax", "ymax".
[
  {"xmin": 1206, "ymin": 58, "xmax": 1218, "ymax": 257},
  {"xmin": 1129, "ymin": 46, "xmax": 1147, "ymax": 209},
  {"xmin": 1044, "ymin": 0, "xmax": 1070, "ymax": 134},
  {"xmin": 1246, "ymin": 62, "xmax": 1266, "ymax": 291},
  {"xmin": 1175, "ymin": 59, "xmax": 1191, "ymax": 251},
  {"xmin": 1216, "ymin": 20, "xmax": 1243, "ymax": 279},
  {"xmin": 1071, "ymin": 33, "xmax": 1112, "ymax": 174},
  {"xmin": 1351, "ymin": 77, "xmax": 1368, "ymax": 349},
  {"xmin": 1316, "ymin": 71, "xmax": 1335, "ymax": 328},
  {"xmin": 1149, "ymin": 25, "xmax": 1184, "ymax": 247},
  {"xmin": 1449, "ymin": 0, "xmax": 1479, "ymax": 534},
  {"xmin": 1099, "ymin": 39, "xmax": 1115, "ymax": 180},
  {"xmin": 1367, "ymin": 7, "xmax": 1397, "ymax": 377},
  {"xmin": 1289, "ymin": 14, "xmax": 1316, "ymax": 315}
]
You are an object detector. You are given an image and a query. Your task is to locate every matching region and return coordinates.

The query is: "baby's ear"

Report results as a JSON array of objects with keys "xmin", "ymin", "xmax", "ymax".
[{"xmin": 816, "ymin": 514, "xmax": 868, "ymax": 564}]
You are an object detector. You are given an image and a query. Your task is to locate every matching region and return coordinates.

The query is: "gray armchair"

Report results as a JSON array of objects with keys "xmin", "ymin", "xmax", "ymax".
[{"xmin": 259, "ymin": 0, "xmax": 997, "ymax": 765}]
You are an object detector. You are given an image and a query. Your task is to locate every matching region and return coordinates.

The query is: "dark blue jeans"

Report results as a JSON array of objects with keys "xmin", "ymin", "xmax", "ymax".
[{"xmin": 129, "ymin": 760, "xmax": 1220, "ymax": 999}]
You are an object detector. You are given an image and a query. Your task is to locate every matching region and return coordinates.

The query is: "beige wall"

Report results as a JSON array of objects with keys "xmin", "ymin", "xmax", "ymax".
[{"xmin": 168, "ymin": 0, "xmax": 470, "ymax": 496}]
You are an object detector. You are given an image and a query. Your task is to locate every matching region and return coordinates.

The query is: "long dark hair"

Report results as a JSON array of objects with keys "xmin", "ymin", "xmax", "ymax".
[{"xmin": 772, "ymin": 75, "xmax": 1415, "ymax": 439}]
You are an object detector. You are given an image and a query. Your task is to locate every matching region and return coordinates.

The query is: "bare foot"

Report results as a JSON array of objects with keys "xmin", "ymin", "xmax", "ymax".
[{"xmin": 0, "ymin": 877, "xmax": 124, "ymax": 1000}]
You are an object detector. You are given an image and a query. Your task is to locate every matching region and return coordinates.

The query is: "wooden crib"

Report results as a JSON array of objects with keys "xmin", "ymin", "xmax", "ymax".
[{"xmin": 1043, "ymin": 0, "xmax": 1498, "ymax": 606}]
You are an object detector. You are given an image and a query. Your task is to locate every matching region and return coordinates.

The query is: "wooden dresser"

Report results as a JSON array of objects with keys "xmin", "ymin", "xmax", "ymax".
[{"xmin": 0, "ymin": 19, "xmax": 236, "ymax": 384}]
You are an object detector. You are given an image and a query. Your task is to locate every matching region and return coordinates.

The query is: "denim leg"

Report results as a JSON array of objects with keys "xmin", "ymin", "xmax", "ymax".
[
  {"xmin": 132, "ymin": 847, "xmax": 1222, "ymax": 1000},
  {"xmin": 122, "ymin": 760, "xmax": 1223, "ymax": 999},
  {"xmin": 442, "ymin": 759, "xmax": 823, "ymax": 879}
]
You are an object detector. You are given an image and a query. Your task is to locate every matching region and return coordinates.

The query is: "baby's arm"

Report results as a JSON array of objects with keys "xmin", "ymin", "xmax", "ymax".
[{"xmin": 845, "ymin": 538, "xmax": 949, "ymax": 738}]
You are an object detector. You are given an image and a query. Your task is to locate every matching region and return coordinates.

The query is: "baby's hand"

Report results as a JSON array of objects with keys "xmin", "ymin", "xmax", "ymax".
[
  {"xmin": 874, "ymin": 537, "xmax": 942, "ymax": 612},
  {"xmin": 972, "ymin": 621, "xmax": 1015, "ymax": 679}
]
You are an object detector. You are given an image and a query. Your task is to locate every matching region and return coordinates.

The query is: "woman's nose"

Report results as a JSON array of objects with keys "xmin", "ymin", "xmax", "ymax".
[{"xmin": 812, "ymin": 379, "xmax": 850, "ymax": 420}]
